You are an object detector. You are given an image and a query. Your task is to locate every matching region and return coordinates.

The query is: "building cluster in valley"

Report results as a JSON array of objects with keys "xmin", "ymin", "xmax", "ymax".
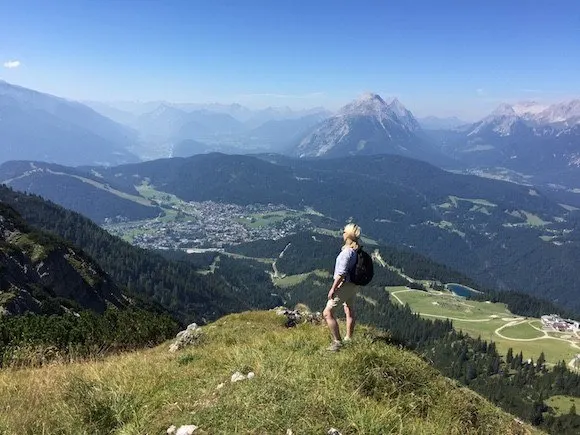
[
  {"xmin": 541, "ymin": 314, "xmax": 580, "ymax": 332},
  {"xmin": 103, "ymin": 200, "xmax": 309, "ymax": 251}
]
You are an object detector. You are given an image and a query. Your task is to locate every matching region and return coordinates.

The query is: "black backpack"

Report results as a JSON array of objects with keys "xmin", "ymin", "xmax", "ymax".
[{"xmin": 350, "ymin": 247, "xmax": 374, "ymax": 286}]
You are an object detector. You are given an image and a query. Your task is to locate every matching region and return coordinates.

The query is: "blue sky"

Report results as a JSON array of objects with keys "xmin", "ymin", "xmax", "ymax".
[{"xmin": 1, "ymin": 0, "xmax": 579, "ymax": 119}]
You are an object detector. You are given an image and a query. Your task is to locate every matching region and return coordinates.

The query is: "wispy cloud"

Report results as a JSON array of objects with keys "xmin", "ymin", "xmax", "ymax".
[
  {"xmin": 3, "ymin": 60, "xmax": 21, "ymax": 69},
  {"xmin": 521, "ymin": 89, "xmax": 544, "ymax": 93},
  {"xmin": 476, "ymin": 88, "xmax": 485, "ymax": 96},
  {"xmin": 238, "ymin": 92, "xmax": 324, "ymax": 99}
]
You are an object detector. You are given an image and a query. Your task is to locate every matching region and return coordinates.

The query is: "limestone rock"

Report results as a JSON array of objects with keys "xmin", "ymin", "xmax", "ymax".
[
  {"xmin": 169, "ymin": 323, "xmax": 202, "ymax": 352},
  {"xmin": 231, "ymin": 371, "xmax": 246, "ymax": 383},
  {"xmin": 273, "ymin": 306, "xmax": 323, "ymax": 327},
  {"xmin": 175, "ymin": 425, "xmax": 198, "ymax": 435},
  {"xmin": 230, "ymin": 370, "xmax": 255, "ymax": 383}
]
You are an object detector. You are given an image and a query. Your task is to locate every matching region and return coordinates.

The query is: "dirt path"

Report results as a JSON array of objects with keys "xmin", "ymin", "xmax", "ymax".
[
  {"xmin": 374, "ymin": 251, "xmax": 413, "ymax": 283},
  {"xmin": 271, "ymin": 243, "xmax": 292, "ymax": 278},
  {"xmin": 420, "ymin": 313, "xmax": 494, "ymax": 322}
]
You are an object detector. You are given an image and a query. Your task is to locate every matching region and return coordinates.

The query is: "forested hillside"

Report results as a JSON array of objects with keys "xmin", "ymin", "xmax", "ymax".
[
  {"xmin": 0, "ymin": 201, "xmax": 124, "ymax": 314},
  {"xmin": 6, "ymin": 152, "xmax": 578, "ymax": 309},
  {"xmin": 0, "ymin": 185, "xmax": 281, "ymax": 323},
  {"xmin": 0, "ymin": 201, "xmax": 178, "ymax": 366}
]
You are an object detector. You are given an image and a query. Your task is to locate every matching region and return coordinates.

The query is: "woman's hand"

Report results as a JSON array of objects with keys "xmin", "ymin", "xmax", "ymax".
[{"xmin": 328, "ymin": 288, "xmax": 335, "ymax": 300}]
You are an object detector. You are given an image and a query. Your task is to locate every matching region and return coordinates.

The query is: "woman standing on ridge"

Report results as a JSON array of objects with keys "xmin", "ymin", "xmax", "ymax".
[{"xmin": 323, "ymin": 223, "xmax": 361, "ymax": 352}]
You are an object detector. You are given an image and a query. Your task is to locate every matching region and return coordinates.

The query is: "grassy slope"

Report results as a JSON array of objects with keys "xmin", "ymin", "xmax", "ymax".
[
  {"xmin": 0, "ymin": 311, "xmax": 539, "ymax": 435},
  {"xmin": 546, "ymin": 395, "xmax": 580, "ymax": 416}
]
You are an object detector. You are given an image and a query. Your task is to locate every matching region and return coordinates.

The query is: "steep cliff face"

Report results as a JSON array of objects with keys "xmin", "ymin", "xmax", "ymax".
[{"xmin": 0, "ymin": 203, "xmax": 125, "ymax": 315}]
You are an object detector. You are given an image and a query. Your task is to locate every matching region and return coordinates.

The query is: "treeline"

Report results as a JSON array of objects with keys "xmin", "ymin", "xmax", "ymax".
[
  {"xmin": 469, "ymin": 289, "xmax": 577, "ymax": 319},
  {"xmin": 0, "ymin": 307, "xmax": 179, "ymax": 368},
  {"xmin": 232, "ymin": 232, "xmax": 481, "ymax": 290}
]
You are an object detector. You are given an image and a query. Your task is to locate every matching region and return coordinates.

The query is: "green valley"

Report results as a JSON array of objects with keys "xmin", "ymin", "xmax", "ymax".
[{"xmin": 387, "ymin": 287, "xmax": 580, "ymax": 366}]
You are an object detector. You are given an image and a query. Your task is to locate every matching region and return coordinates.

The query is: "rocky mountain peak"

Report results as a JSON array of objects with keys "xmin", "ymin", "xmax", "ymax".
[
  {"xmin": 489, "ymin": 104, "xmax": 517, "ymax": 118},
  {"xmin": 388, "ymin": 97, "xmax": 407, "ymax": 114},
  {"xmin": 540, "ymin": 99, "xmax": 580, "ymax": 125},
  {"xmin": 359, "ymin": 92, "xmax": 386, "ymax": 103},
  {"xmin": 511, "ymin": 101, "xmax": 548, "ymax": 116},
  {"xmin": 294, "ymin": 93, "xmax": 435, "ymax": 160},
  {"xmin": 339, "ymin": 92, "xmax": 392, "ymax": 118}
]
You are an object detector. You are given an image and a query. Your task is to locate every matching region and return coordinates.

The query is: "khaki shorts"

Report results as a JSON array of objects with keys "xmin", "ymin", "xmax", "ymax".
[{"xmin": 325, "ymin": 281, "xmax": 359, "ymax": 313}]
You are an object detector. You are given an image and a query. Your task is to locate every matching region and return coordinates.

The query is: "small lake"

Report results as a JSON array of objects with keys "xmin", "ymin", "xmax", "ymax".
[{"xmin": 446, "ymin": 283, "xmax": 480, "ymax": 297}]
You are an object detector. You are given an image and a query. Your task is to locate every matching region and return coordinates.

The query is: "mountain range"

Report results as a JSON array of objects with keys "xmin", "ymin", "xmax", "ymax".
[
  {"xmin": 418, "ymin": 115, "xmax": 468, "ymax": 130},
  {"xmin": 435, "ymin": 100, "xmax": 580, "ymax": 186},
  {"xmin": 0, "ymin": 81, "xmax": 138, "ymax": 166},
  {"xmin": 3, "ymin": 80, "xmax": 580, "ymax": 187},
  {"xmin": 85, "ymin": 99, "xmax": 333, "ymax": 158}
]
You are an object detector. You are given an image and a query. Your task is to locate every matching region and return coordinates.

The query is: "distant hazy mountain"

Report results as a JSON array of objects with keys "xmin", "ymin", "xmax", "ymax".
[
  {"xmin": 243, "ymin": 106, "xmax": 331, "ymax": 129},
  {"xmin": 176, "ymin": 110, "xmax": 245, "ymax": 139},
  {"xmin": 246, "ymin": 113, "xmax": 329, "ymax": 151},
  {"xmin": 0, "ymin": 81, "xmax": 138, "ymax": 166},
  {"xmin": 419, "ymin": 116, "xmax": 467, "ymax": 130},
  {"xmin": 175, "ymin": 102, "xmax": 254, "ymax": 122},
  {"xmin": 83, "ymin": 101, "xmax": 138, "ymax": 125},
  {"xmin": 132, "ymin": 104, "xmax": 244, "ymax": 142},
  {"xmin": 292, "ymin": 93, "xmax": 446, "ymax": 163},
  {"xmin": 91, "ymin": 100, "xmax": 328, "ymax": 125},
  {"xmin": 437, "ymin": 100, "xmax": 580, "ymax": 185},
  {"xmin": 133, "ymin": 104, "xmax": 193, "ymax": 140},
  {"xmin": 172, "ymin": 139, "xmax": 212, "ymax": 157}
]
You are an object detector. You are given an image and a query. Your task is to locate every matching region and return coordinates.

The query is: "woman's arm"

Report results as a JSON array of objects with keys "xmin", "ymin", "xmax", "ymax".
[{"xmin": 328, "ymin": 275, "xmax": 345, "ymax": 299}]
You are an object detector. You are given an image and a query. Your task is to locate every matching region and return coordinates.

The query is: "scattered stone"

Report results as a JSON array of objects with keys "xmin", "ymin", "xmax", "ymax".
[
  {"xmin": 273, "ymin": 306, "xmax": 323, "ymax": 327},
  {"xmin": 327, "ymin": 429, "xmax": 342, "ymax": 435},
  {"xmin": 167, "ymin": 425, "xmax": 176, "ymax": 434},
  {"xmin": 275, "ymin": 307, "xmax": 288, "ymax": 316},
  {"xmin": 286, "ymin": 430, "xmax": 294, "ymax": 435},
  {"xmin": 216, "ymin": 382, "xmax": 225, "ymax": 390},
  {"xmin": 231, "ymin": 371, "xmax": 247, "ymax": 383},
  {"xmin": 169, "ymin": 323, "xmax": 202, "ymax": 352},
  {"xmin": 175, "ymin": 425, "xmax": 198, "ymax": 435},
  {"xmin": 230, "ymin": 370, "xmax": 255, "ymax": 383}
]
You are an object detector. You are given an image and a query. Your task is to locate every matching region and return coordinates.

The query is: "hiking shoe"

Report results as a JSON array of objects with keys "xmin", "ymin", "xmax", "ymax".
[{"xmin": 326, "ymin": 341, "xmax": 342, "ymax": 352}]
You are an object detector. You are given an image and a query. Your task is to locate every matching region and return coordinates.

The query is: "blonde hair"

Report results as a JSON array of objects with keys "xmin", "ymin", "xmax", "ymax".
[{"xmin": 342, "ymin": 223, "xmax": 361, "ymax": 251}]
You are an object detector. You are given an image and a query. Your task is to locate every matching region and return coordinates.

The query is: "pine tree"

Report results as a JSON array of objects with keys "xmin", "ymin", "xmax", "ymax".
[{"xmin": 506, "ymin": 347, "xmax": 514, "ymax": 364}]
